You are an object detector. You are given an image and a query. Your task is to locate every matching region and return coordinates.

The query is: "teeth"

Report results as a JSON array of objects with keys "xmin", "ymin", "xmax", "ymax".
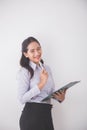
[{"xmin": 36, "ymin": 56, "xmax": 40, "ymax": 58}]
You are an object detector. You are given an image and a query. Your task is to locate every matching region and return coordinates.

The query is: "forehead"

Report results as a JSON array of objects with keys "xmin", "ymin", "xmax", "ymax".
[{"xmin": 27, "ymin": 42, "xmax": 40, "ymax": 49}]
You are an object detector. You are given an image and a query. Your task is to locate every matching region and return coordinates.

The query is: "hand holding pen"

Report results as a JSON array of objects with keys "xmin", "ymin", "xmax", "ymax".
[{"xmin": 38, "ymin": 62, "xmax": 48, "ymax": 90}]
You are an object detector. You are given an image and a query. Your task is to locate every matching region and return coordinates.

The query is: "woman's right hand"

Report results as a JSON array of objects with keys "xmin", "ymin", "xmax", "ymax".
[{"xmin": 38, "ymin": 69, "xmax": 48, "ymax": 90}]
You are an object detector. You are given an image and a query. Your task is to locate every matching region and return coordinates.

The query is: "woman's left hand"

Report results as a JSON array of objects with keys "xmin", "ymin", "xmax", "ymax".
[{"xmin": 53, "ymin": 89, "xmax": 67, "ymax": 103}]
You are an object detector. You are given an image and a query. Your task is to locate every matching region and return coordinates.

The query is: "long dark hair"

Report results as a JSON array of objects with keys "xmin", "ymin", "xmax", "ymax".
[{"xmin": 20, "ymin": 37, "xmax": 44, "ymax": 78}]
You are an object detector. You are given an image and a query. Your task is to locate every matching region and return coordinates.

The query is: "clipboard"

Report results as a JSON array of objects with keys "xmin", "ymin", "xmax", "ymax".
[{"xmin": 42, "ymin": 80, "xmax": 80, "ymax": 101}]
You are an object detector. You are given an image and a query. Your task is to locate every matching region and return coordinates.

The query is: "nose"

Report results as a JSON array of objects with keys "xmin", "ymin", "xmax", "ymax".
[{"xmin": 34, "ymin": 50, "xmax": 40, "ymax": 56}]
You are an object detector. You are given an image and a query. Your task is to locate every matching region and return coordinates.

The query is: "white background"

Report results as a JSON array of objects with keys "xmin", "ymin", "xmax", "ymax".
[{"xmin": 0, "ymin": 0, "xmax": 87, "ymax": 130}]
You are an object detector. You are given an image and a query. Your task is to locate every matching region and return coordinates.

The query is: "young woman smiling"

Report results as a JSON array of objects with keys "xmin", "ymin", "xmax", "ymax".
[{"xmin": 17, "ymin": 37, "xmax": 66, "ymax": 130}]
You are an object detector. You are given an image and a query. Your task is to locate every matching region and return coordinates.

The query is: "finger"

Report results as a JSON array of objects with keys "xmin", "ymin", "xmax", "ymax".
[
  {"xmin": 41, "ymin": 69, "xmax": 46, "ymax": 74},
  {"xmin": 53, "ymin": 93, "xmax": 60, "ymax": 98},
  {"xmin": 56, "ymin": 91, "xmax": 65, "ymax": 96},
  {"xmin": 59, "ymin": 89, "xmax": 66, "ymax": 94},
  {"xmin": 55, "ymin": 90, "xmax": 62, "ymax": 94},
  {"xmin": 55, "ymin": 92, "xmax": 61, "ymax": 96},
  {"xmin": 42, "ymin": 69, "xmax": 45, "ymax": 72},
  {"xmin": 43, "ymin": 70, "xmax": 48, "ymax": 75},
  {"xmin": 58, "ymin": 90, "xmax": 62, "ymax": 94},
  {"xmin": 43, "ymin": 69, "xmax": 47, "ymax": 73},
  {"xmin": 61, "ymin": 89, "xmax": 67, "ymax": 94},
  {"xmin": 42, "ymin": 69, "xmax": 46, "ymax": 73}
]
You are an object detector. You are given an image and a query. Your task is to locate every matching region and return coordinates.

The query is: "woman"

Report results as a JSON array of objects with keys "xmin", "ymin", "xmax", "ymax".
[{"xmin": 17, "ymin": 37, "xmax": 66, "ymax": 130}]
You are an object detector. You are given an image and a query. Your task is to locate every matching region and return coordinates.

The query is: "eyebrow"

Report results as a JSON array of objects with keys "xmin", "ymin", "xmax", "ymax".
[{"xmin": 29, "ymin": 46, "xmax": 41, "ymax": 51}]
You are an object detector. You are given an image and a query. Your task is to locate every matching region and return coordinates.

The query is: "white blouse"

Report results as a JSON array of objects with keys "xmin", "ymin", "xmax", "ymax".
[{"xmin": 17, "ymin": 61, "xmax": 55, "ymax": 104}]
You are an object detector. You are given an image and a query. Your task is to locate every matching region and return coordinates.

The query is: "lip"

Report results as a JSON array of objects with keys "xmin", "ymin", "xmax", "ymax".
[{"xmin": 34, "ymin": 55, "xmax": 41, "ymax": 59}]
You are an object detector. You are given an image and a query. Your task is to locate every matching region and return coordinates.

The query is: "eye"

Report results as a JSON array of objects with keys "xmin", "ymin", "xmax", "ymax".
[
  {"xmin": 37, "ymin": 47, "xmax": 41, "ymax": 51},
  {"xmin": 30, "ymin": 49, "xmax": 35, "ymax": 53}
]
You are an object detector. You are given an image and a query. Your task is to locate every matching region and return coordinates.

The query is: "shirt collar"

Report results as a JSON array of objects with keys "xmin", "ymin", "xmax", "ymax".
[
  {"xmin": 29, "ymin": 61, "xmax": 43, "ymax": 71},
  {"xmin": 29, "ymin": 61, "xmax": 37, "ymax": 71}
]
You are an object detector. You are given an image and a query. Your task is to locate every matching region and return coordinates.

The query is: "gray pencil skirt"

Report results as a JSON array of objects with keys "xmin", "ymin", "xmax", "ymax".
[{"xmin": 19, "ymin": 102, "xmax": 54, "ymax": 130}]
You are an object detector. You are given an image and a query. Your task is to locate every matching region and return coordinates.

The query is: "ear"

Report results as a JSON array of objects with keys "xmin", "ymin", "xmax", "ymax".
[{"xmin": 23, "ymin": 52, "xmax": 28, "ymax": 58}]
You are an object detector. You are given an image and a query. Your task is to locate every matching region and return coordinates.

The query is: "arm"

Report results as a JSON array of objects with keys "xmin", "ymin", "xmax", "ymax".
[
  {"xmin": 17, "ymin": 68, "xmax": 40, "ymax": 104},
  {"xmin": 17, "ymin": 67, "xmax": 48, "ymax": 104}
]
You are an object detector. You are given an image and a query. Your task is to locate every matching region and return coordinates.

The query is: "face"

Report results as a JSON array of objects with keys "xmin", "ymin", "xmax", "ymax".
[{"xmin": 24, "ymin": 42, "xmax": 42, "ymax": 64}]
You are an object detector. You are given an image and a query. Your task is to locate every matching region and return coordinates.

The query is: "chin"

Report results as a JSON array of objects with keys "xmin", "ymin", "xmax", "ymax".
[
  {"xmin": 34, "ymin": 60, "xmax": 40, "ymax": 64},
  {"xmin": 33, "ymin": 57, "xmax": 41, "ymax": 64}
]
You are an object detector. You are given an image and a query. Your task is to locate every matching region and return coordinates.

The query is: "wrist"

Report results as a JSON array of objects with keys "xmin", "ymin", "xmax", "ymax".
[{"xmin": 38, "ymin": 82, "xmax": 44, "ymax": 90}]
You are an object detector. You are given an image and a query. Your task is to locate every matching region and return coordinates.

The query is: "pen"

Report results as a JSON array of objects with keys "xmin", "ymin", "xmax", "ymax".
[{"xmin": 39, "ymin": 62, "xmax": 44, "ymax": 70}]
